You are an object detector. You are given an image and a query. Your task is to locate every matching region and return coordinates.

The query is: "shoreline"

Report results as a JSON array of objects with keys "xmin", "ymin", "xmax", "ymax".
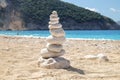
[
  {"xmin": 0, "ymin": 30, "xmax": 120, "ymax": 41},
  {"xmin": 0, "ymin": 35, "xmax": 120, "ymax": 41}
]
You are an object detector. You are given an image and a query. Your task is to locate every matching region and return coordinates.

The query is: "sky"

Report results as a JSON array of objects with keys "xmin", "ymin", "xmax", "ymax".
[{"xmin": 61, "ymin": 0, "xmax": 120, "ymax": 22}]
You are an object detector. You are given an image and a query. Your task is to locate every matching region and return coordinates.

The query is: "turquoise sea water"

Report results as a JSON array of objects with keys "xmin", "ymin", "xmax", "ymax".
[{"xmin": 0, "ymin": 30, "xmax": 120, "ymax": 40}]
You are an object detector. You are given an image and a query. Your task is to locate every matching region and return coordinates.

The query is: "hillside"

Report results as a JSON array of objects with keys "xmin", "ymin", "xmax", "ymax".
[
  {"xmin": 117, "ymin": 21, "xmax": 120, "ymax": 25},
  {"xmin": 0, "ymin": 0, "xmax": 120, "ymax": 30}
]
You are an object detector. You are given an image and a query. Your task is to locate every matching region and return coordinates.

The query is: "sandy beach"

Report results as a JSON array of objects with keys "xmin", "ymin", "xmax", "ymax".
[{"xmin": 0, "ymin": 36, "xmax": 120, "ymax": 80}]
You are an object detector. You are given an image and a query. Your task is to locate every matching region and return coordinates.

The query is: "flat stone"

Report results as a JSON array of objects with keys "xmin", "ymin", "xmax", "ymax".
[
  {"xmin": 50, "ymin": 15, "xmax": 58, "ymax": 19},
  {"xmin": 49, "ymin": 20, "xmax": 59, "ymax": 25},
  {"xmin": 84, "ymin": 55, "xmax": 98, "ymax": 60},
  {"xmin": 38, "ymin": 57, "xmax": 70, "ymax": 69},
  {"xmin": 97, "ymin": 53, "xmax": 109, "ymax": 61},
  {"xmin": 50, "ymin": 17, "xmax": 59, "ymax": 21},
  {"xmin": 84, "ymin": 54, "xmax": 109, "ymax": 61},
  {"xmin": 49, "ymin": 24, "xmax": 62, "ymax": 29},
  {"xmin": 40, "ymin": 48, "xmax": 65, "ymax": 58},
  {"xmin": 50, "ymin": 28, "xmax": 65, "ymax": 37},
  {"xmin": 46, "ymin": 36, "xmax": 66, "ymax": 44},
  {"xmin": 47, "ymin": 43, "xmax": 63, "ymax": 52}
]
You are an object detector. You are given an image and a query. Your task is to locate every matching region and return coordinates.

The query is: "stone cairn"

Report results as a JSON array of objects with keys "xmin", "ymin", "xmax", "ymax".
[{"xmin": 38, "ymin": 11, "xmax": 70, "ymax": 69}]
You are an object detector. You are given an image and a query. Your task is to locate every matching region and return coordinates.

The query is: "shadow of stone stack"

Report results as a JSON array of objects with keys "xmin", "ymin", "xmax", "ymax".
[{"xmin": 38, "ymin": 11, "xmax": 70, "ymax": 69}]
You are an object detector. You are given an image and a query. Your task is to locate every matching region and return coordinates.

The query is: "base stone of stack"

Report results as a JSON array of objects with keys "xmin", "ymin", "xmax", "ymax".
[
  {"xmin": 47, "ymin": 43, "xmax": 63, "ymax": 52},
  {"xmin": 40, "ymin": 48, "xmax": 65, "ymax": 58},
  {"xmin": 38, "ymin": 57, "xmax": 70, "ymax": 69}
]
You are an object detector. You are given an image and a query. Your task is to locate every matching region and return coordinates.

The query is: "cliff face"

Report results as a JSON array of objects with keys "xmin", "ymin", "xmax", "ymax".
[
  {"xmin": 0, "ymin": 0, "xmax": 25, "ymax": 30},
  {"xmin": 0, "ymin": 0, "xmax": 120, "ymax": 30}
]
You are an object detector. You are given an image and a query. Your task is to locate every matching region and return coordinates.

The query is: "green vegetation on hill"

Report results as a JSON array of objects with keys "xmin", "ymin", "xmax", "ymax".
[
  {"xmin": 0, "ymin": 0, "xmax": 120, "ymax": 30},
  {"xmin": 11, "ymin": 0, "xmax": 115, "ymax": 24}
]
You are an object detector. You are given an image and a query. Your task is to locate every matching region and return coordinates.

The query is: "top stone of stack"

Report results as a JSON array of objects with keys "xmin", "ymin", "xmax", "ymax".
[
  {"xmin": 50, "ymin": 11, "xmax": 59, "ymax": 20},
  {"xmin": 49, "ymin": 11, "xmax": 59, "ymax": 25}
]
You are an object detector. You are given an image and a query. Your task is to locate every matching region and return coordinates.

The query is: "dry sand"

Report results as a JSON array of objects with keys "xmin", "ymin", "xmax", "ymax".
[{"xmin": 0, "ymin": 36, "xmax": 120, "ymax": 80}]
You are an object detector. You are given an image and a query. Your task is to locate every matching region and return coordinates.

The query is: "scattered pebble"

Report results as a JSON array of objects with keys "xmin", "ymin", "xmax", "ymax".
[{"xmin": 84, "ymin": 53, "xmax": 109, "ymax": 61}]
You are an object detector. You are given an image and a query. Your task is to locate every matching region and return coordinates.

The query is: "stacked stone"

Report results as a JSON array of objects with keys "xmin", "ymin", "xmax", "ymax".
[{"xmin": 38, "ymin": 11, "xmax": 70, "ymax": 69}]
